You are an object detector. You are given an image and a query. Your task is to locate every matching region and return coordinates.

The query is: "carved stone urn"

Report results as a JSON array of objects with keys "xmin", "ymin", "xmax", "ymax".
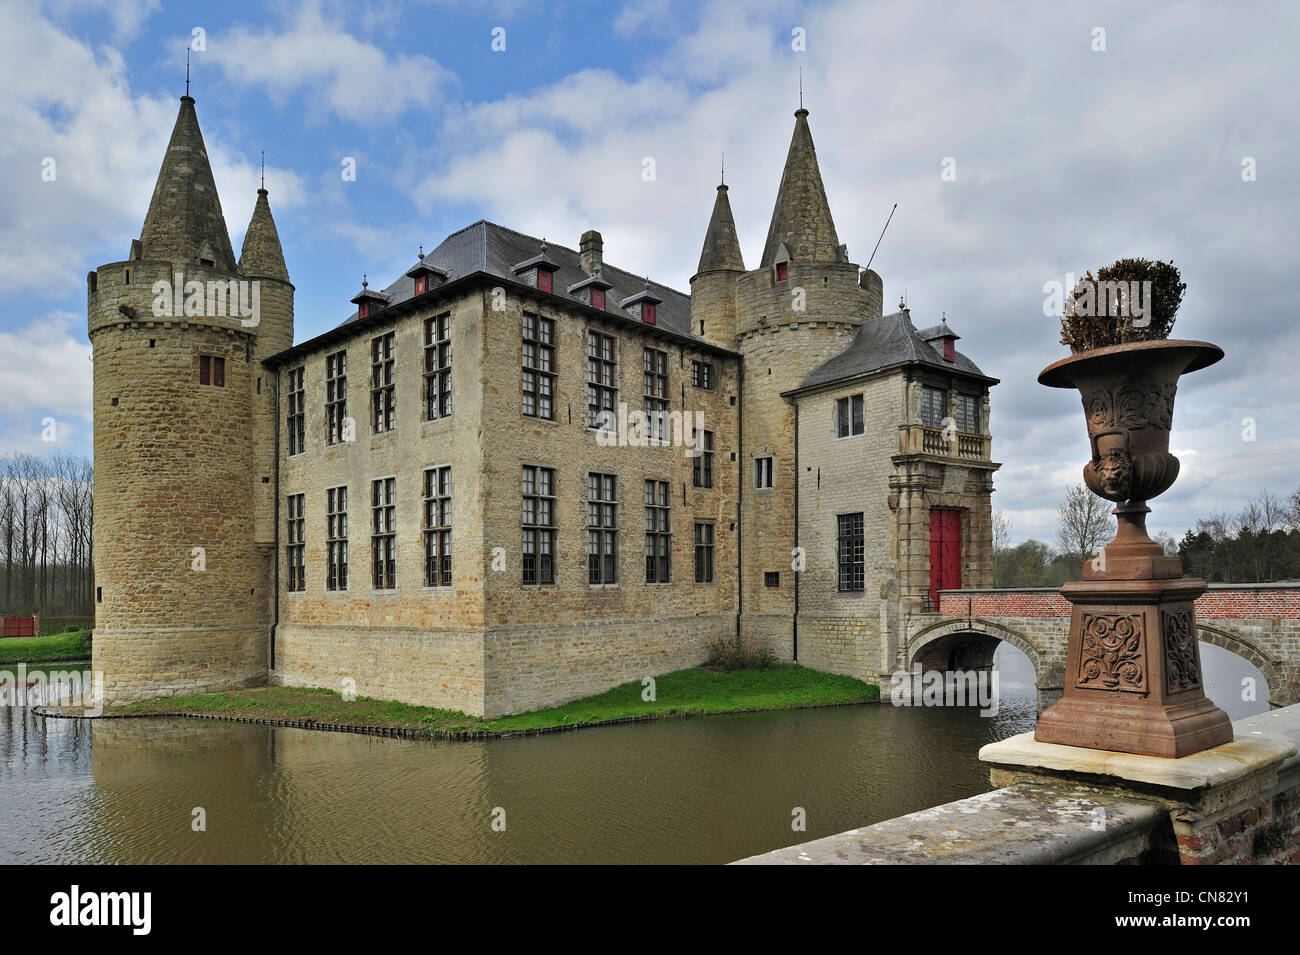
[{"xmin": 1033, "ymin": 339, "xmax": 1233, "ymax": 758}]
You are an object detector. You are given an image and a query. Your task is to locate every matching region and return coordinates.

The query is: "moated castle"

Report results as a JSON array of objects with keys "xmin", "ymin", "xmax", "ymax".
[{"xmin": 89, "ymin": 95, "xmax": 998, "ymax": 716}]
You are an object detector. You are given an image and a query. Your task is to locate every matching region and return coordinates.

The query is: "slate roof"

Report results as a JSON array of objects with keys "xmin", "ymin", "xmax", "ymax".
[
  {"xmin": 336, "ymin": 220, "xmax": 696, "ymax": 341},
  {"xmin": 793, "ymin": 310, "xmax": 995, "ymax": 393}
]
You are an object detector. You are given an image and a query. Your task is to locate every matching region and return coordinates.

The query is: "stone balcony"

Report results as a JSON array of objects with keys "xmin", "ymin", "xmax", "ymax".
[{"xmin": 897, "ymin": 424, "xmax": 991, "ymax": 462}]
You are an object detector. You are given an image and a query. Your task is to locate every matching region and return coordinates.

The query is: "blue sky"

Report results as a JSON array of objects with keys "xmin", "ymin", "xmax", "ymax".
[{"xmin": 2, "ymin": 0, "xmax": 1298, "ymax": 544}]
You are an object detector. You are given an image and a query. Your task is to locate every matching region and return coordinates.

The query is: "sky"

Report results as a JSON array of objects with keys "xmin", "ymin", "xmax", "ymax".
[{"xmin": 1, "ymin": 0, "xmax": 1297, "ymax": 545}]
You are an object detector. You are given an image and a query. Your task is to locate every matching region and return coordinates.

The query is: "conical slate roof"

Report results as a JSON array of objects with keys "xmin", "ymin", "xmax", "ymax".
[
  {"xmin": 238, "ymin": 188, "xmax": 289, "ymax": 282},
  {"xmin": 138, "ymin": 96, "xmax": 236, "ymax": 271},
  {"xmin": 695, "ymin": 184, "xmax": 745, "ymax": 274},
  {"xmin": 760, "ymin": 109, "xmax": 841, "ymax": 268}
]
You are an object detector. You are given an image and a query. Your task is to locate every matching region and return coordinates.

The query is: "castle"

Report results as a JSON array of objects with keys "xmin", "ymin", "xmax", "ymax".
[{"xmin": 89, "ymin": 95, "xmax": 998, "ymax": 717}]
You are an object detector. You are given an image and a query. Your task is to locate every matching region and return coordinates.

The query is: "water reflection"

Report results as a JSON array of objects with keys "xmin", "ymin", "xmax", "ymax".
[{"xmin": 0, "ymin": 646, "xmax": 1265, "ymax": 864}]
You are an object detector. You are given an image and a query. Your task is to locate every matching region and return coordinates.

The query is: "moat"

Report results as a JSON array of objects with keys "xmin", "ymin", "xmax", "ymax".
[{"xmin": 0, "ymin": 646, "xmax": 1264, "ymax": 864}]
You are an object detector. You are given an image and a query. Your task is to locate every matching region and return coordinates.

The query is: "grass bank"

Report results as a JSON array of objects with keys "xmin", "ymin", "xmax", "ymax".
[
  {"xmin": 0, "ymin": 630, "xmax": 92, "ymax": 665},
  {"xmin": 117, "ymin": 665, "xmax": 879, "ymax": 738}
]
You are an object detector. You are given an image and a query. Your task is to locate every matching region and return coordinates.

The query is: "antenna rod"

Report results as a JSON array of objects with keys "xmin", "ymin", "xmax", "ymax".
[
  {"xmin": 260, "ymin": 150, "xmax": 265, "ymax": 190},
  {"xmin": 864, "ymin": 202, "xmax": 897, "ymax": 272},
  {"xmin": 720, "ymin": 152, "xmax": 725, "ymax": 185},
  {"xmin": 798, "ymin": 67, "xmax": 803, "ymax": 109},
  {"xmin": 186, "ymin": 45, "xmax": 191, "ymax": 96}
]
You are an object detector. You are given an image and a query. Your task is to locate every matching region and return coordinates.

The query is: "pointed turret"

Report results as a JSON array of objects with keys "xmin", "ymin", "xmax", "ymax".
[
  {"xmin": 138, "ymin": 96, "xmax": 236, "ymax": 271},
  {"xmin": 238, "ymin": 188, "xmax": 289, "ymax": 282},
  {"xmin": 696, "ymin": 184, "xmax": 745, "ymax": 274},
  {"xmin": 759, "ymin": 109, "xmax": 841, "ymax": 268}
]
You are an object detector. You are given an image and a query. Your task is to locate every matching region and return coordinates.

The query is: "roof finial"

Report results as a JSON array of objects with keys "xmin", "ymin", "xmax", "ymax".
[
  {"xmin": 899, "ymin": 294, "xmax": 905, "ymax": 310},
  {"xmin": 362, "ymin": 273, "xmax": 368, "ymax": 289},
  {"xmin": 644, "ymin": 275, "xmax": 651, "ymax": 290},
  {"xmin": 720, "ymin": 152, "xmax": 725, "ymax": 186},
  {"xmin": 540, "ymin": 237, "xmax": 547, "ymax": 253},
  {"xmin": 186, "ymin": 44, "xmax": 191, "ymax": 97},
  {"xmin": 418, "ymin": 243, "xmax": 424, "ymax": 260},
  {"xmin": 798, "ymin": 67, "xmax": 803, "ymax": 109},
  {"xmin": 260, "ymin": 150, "xmax": 265, "ymax": 190}
]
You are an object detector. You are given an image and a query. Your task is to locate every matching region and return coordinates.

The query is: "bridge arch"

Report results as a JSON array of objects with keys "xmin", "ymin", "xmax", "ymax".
[
  {"xmin": 906, "ymin": 617, "xmax": 1046, "ymax": 686},
  {"xmin": 1195, "ymin": 622, "xmax": 1288, "ymax": 708}
]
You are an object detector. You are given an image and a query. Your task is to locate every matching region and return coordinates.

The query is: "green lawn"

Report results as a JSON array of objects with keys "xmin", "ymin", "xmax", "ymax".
[
  {"xmin": 0, "ymin": 630, "xmax": 92, "ymax": 664},
  {"xmin": 118, "ymin": 665, "xmax": 880, "ymax": 738}
]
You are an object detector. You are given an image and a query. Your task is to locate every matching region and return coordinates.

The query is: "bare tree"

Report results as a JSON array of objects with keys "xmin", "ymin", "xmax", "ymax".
[
  {"xmin": 1056, "ymin": 483, "xmax": 1113, "ymax": 573},
  {"xmin": 991, "ymin": 509, "xmax": 1013, "ymax": 586},
  {"xmin": 1153, "ymin": 531, "xmax": 1179, "ymax": 556}
]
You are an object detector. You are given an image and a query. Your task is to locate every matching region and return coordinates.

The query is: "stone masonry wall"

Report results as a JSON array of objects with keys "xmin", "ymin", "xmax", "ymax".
[
  {"xmin": 90, "ymin": 258, "xmax": 270, "ymax": 702},
  {"xmin": 736, "ymin": 259, "xmax": 865, "ymax": 653},
  {"xmin": 792, "ymin": 373, "xmax": 901, "ymax": 679},
  {"xmin": 271, "ymin": 287, "xmax": 487, "ymax": 711}
]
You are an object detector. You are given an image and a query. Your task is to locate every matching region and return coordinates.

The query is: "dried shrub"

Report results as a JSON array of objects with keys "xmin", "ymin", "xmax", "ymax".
[{"xmin": 1060, "ymin": 258, "xmax": 1186, "ymax": 353}]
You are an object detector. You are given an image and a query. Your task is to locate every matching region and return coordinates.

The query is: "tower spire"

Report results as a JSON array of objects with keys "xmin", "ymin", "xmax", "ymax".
[
  {"xmin": 138, "ymin": 95, "xmax": 236, "ymax": 270},
  {"xmin": 238, "ymin": 179, "xmax": 289, "ymax": 282},
  {"xmin": 759, "ymin": 107, "xmax": 841, "ymax": 268},
  {"xmin": 695, "ymin": 176, "xmax": 745, "ymax": 275}
]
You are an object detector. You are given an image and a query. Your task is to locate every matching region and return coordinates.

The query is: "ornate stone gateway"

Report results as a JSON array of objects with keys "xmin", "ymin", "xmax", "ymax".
[{"xmin": 1033, "ymin": 340, "xmax": 1233, "ymax": 757}]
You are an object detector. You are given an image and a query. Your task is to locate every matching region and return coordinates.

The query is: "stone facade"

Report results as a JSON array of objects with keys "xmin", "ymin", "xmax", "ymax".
[{"xmin": 93, "ymin": 97, "xmax": 1000, "ymax": 717}]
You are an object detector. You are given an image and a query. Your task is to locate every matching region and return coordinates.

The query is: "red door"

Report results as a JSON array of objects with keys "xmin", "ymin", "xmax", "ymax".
[{"xmin": 928, "ymin": 509, "xmax": 962, "ymax": 608}]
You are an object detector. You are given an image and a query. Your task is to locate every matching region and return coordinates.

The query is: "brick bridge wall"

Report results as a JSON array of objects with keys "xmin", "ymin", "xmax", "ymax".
[{"xmin": 901, "ymin": 583, "xmax": 1300, "ymax": 710}]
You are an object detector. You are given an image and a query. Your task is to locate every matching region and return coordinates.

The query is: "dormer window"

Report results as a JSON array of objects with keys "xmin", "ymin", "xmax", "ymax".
[
  {"xmin": 406, "ymin": 258, "xmax": 448, "ymax": 298},
  {"xmin": 619, "ymin": 282, "xmax": 662, "ymax": 327},
  {"xmin": 591, "ymin": 289, "xmax": 605, "ymax": 310},
  {"xmin": 351, "ymin": 277, "xmax": 390, "ymax": 321},
  {"xmin": 200, "ymin": 258, "xmax": 214, "ymax": 268},
  {"xmin": 776, "ymin": 263, "xmax": 788, "ymax": 282}
]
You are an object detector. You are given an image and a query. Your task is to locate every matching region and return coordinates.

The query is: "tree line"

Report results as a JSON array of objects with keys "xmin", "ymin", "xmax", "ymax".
[
  {"xmin": 0, "ymin": 452, "xmax": 94, "ymax": 617},
  {"xmin": 994, "ymin": 485, "xmax": 1300, "ymax": 587}
]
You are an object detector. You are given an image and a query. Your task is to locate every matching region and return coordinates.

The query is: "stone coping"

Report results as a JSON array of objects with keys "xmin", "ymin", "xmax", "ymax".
[
  {"xmin": 940, "ymin": 581, "xmax": 1300, "ymax": 595},
  {"xmin": 978, "ymin": 713, "xmax": 1299, "ymax": 792},
  {"xmin": 733, "ymin": 783, "xmax": 1166, "ymax": 865}
]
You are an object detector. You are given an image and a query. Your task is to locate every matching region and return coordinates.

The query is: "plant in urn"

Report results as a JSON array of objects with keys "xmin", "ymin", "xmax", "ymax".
[{"xmin": 1034, "ymin": 259, "xmax": 1232, "ymax": 757}]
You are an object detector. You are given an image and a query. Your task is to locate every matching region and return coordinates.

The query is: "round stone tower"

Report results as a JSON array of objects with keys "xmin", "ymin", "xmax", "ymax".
[
  {"xmin": 89, "ymin": 96, "xmax": 289, "ymax": 702},
  {"xmin": 689, "ymin": 182, "xmax": 746, "ymax": 350},
  {"xmin": 736, "ymin": 108, "xmax": 874, "ymax": 654}
]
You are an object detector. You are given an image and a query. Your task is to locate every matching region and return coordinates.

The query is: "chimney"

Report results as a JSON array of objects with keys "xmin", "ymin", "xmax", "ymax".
[{"xmin": 580, "ymin": 230, "xmax": 603, "ymax": 274}]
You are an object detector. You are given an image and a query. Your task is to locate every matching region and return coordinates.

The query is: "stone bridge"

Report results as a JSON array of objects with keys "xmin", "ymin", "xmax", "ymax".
[{"xmin": 902, "ymin": 583, "xmax": 1300, "ymax": 711}]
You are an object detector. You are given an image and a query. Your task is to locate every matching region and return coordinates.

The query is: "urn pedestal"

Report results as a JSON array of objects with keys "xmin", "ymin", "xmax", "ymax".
[
  {"xmin": 1035, "ymin": 339, "xmax": 1233, "ymax": 758},
  {"xmin": 1033, "ymin": 577, "xmax": 1232, "ymax": 757}
]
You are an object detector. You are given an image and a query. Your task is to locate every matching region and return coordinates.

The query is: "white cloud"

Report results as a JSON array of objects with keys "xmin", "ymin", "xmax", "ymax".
[
  {"xmin": 207, "ymin": 3, "xmax": 456, "ymax": 124},
  {"xmin": 0, "ymin": 311, "xmax": 92, "ymax": 444}
]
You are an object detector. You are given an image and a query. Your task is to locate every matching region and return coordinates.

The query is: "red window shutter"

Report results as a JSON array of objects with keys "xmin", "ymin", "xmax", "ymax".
[
  {"xmin": 358, "ymin": 301, "xmax": 369, "ymax": 319},
  {"xmin": 643, "ymin": 303, "xmax": 655, "ymax": 324},
  {"xmin": 538, "ymin": 269, "xmax": 553, "ymax": 293},
  {"xmin": 214, "ymin": 357, "xmax": 225, "ymax": 387},
  {"xmin": 592, "ymin": 289, "xmax": 605, "ymax": 310},
  {"xmin": 199, "ymin": 355, "xmax": 210, "ymax": 385},
  {"xmin": 944, "ymin": 338, "xmax": 955, "ymax": 361},
  {"xmin": 776, "ymin": 263, "xmax": 788, "ymax": 281},
  {"xmin": 415, "ymin": 276, "xmax": 426, "ymax": 295}
]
